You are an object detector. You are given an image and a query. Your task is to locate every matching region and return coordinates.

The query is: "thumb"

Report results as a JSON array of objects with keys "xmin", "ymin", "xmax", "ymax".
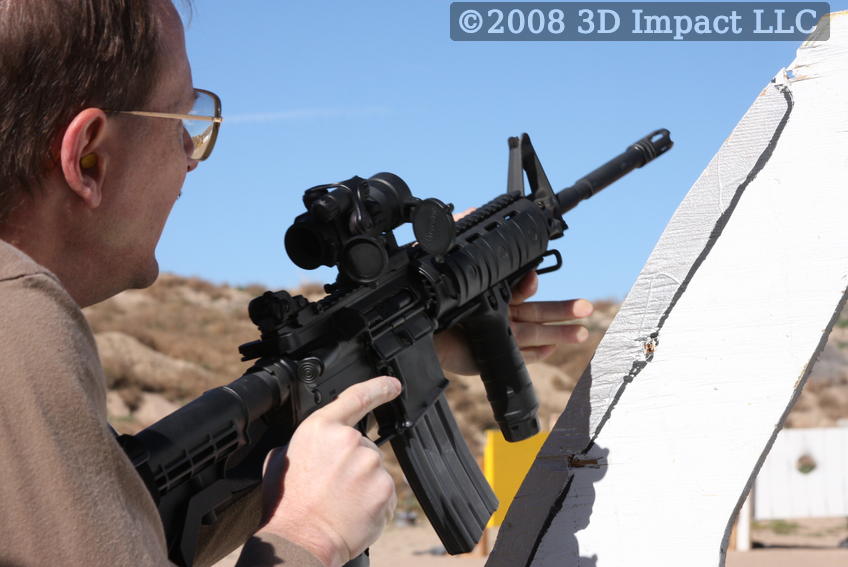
[{"xmin": 314, "ymin": 376, "xmax": 402, "ymax": 427}]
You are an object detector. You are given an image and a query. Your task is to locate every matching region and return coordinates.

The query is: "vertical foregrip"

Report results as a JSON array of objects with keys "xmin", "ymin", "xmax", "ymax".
[
  {"xmin": 431, "ymin": 194, "xmax": 545, "ymax": 441},
  {"xmin": 390, "ymin": 395, "xmax": 498, "ymax": 554},
  {"xmin": 460, "ymin": 294, "xmax": 540, "ymax": 443}
]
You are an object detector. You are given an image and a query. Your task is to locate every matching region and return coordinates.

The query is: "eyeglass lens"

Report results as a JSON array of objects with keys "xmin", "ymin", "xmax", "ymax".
[{"xmin": 184, "ymin": 90, "xmax": 218, "ymax": 160}]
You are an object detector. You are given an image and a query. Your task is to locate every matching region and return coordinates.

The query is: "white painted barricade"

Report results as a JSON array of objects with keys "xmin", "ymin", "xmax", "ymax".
[
  {"xmin": 487, "ymin": 12, "xmax": 848, "ymax": 567},
  {"xmin": 754, "ymin": 427, "xmax": 848, "ymax": 520}
]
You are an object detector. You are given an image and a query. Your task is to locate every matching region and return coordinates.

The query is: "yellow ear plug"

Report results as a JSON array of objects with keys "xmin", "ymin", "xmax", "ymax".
[{"xmin": 80, "ymin": 153, "xmax": 98, "ymax": 169}]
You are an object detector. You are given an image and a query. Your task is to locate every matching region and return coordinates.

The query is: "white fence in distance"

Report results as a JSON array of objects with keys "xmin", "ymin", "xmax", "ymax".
[{"xmin": 754, "ymin": 427, "xmax": 848, "ymax": 520}]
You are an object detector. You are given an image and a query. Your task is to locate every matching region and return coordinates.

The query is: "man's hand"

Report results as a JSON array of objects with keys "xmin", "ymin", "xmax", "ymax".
[
  {"xmin": 435, "ymin": 271, "xmax": 594, "ymax": 375},
  {"xmin": 258, "ymin": 376, "xmax": 402, "ymax": 567}
]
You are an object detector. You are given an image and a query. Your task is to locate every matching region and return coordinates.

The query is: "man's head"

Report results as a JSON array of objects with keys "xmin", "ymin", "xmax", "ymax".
[{"xmin": 0, "ymin": 0, "xmax": 200, "ymax": 306}]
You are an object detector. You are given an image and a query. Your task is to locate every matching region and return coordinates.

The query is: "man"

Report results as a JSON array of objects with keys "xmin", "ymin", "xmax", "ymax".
[{"xmin": 0, "ymin": 1, "xmax": 593, "ymax": 566}]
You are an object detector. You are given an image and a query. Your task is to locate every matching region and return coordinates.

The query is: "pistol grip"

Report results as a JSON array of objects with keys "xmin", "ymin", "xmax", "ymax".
[{"xmin": 460, "ymin": 286, "xmax": 540, "ymax": 442}]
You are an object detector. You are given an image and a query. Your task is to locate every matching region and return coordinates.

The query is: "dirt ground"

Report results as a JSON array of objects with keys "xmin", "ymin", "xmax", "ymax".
[
  {"xmin": 749, "ymin": 517, "xmax": 848, "ymax": 548},
  {"xmin": 370, "ymin": 521, "xmax": 848, "ymax": 567},
  {"xmin": 727, "ymin": 549, "xmax": 848, "ymax": 567},
  {"xmin": 727, "ymin": 517, "xmax": 848, "ymax": 567},
  {"xmin": 215, "ymin": 518, "xmax": 848, "ymax": 566}
]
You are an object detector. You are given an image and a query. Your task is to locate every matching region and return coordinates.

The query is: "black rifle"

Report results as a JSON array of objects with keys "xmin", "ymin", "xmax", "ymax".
[{"xmin": 118, "ymin": 131, "xmax": 672, "ymax": 566}]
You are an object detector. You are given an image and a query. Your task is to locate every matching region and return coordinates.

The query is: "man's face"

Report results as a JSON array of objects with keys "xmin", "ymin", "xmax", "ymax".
[{"xmin": 93, "ymin": 0, "xmax": 198, "ymax": 292}]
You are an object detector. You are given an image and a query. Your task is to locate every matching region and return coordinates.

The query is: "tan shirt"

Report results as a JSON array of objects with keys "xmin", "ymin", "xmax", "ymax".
[{"xmin": 0, "ymin": 240, "xmax": 322, "ymax": 567}]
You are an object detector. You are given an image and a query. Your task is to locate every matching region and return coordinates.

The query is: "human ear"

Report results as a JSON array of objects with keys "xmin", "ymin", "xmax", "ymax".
[{"xmin": 59, "ymin": 108, "xmax": 109, "ymax": 209}]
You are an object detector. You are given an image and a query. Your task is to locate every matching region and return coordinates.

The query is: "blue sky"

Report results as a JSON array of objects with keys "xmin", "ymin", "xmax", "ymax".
[{"xmin": 162, "ymin": 1, "xmax": 843, "ymax": 301}]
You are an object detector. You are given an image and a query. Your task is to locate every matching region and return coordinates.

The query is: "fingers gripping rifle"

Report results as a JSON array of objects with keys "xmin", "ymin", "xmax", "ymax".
[{"xmin": 119, "ymin": 131, "xmax": 672, "ymax": 566}]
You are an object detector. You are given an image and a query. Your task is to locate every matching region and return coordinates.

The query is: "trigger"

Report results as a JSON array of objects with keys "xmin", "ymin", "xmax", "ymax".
[{"xmin": 359, "ymin": 414, "xmax": 395, "ymax": 447}]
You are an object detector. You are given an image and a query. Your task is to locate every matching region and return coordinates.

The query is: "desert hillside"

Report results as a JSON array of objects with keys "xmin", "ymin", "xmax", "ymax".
[{"xmin": 84, "ymin": 274, "xmax": 848, "ymax": 503}]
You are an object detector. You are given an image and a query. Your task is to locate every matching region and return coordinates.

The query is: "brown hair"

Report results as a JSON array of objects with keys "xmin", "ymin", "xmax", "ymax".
[{"xmin": 0, "ymin": 0, "xmax": 168, "ymax": 221}]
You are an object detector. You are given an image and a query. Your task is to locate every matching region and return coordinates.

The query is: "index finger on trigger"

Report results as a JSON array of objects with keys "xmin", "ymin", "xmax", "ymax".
[{"xmin": 315, "ymin": 376, "xmax": 402, "ymax": 427}]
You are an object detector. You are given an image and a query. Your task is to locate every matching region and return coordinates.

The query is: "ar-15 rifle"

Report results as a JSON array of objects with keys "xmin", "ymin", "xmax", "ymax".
[{"xmin": 119, "ymin": 131, "xmax": 672, "ymax": 566}]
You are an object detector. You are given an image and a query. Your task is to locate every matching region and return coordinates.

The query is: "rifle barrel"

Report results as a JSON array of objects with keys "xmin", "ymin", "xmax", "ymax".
[{"xmin": 555, "ymin": 129, "xmax": 673, "ymax": 215}]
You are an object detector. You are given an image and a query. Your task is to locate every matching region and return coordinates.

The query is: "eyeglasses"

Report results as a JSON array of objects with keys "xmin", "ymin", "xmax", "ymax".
[{"xmin": 108, "ymin": 88, "xmax": 223, "ymax": 161}]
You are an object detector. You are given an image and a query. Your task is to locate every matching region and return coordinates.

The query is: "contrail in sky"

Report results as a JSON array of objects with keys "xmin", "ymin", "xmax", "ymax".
[{"xmin": 225, "ymin": 106, "xmax": 392, "ymax": 124}]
